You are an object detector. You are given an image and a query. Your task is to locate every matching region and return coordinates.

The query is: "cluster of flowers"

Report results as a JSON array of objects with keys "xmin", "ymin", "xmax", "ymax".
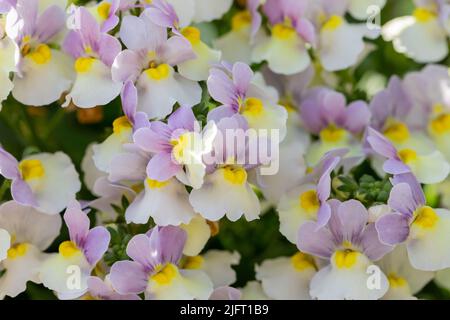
[{"xmin": 0, "ymin": 0, "xmax": 449, "ymax": 300}]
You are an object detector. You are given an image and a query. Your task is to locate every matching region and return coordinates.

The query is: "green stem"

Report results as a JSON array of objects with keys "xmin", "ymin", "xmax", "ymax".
[
  {"xmin": 42, "ymin": 108, "xmax": 66, "ymax": 140},
  {"xmin": 18, "ymin": 105, "xmax": 45, "ymax": 150},
  {"xmin": 0, "ymin": 179, "xmax": 11, "ymax": 201}
]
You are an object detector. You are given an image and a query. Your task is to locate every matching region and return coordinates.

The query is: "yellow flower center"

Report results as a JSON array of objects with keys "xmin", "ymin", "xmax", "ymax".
[
  {"xmin": 383, "ymin": 121, "xmax": 410, "ymax": 144},
  {"xmin": 413, "ymin": 7, "xmax": 436, "ymax": 23},
  {"xmin": 27, "ymin": 44, "xmax": 52, "ymax": 65},
  {"xmin": 319, "ymin": 125, "xmax": 347, "ymax": 143},
  {"xmin": 222, "ymin": 166, "xmax": 248, "ymax": 185},
  {"xmin": 322, "ymin": 15, "xmax": 343, "ymax": 32},
  {"xmin": 171, "ymin": 132, "xmax": 192, "ymax": 164},
  {"xmin": 19, "ymin": 159, "xmax": 45, "ymax": 181},
  {"xmin": 299, "ymin": 190, "xmax": 320, "ymax": 214},
  {"xmin": 59, "ymin": 241, "xmax": 81, "ymax": 258},
  {"xmin": 231, "ymin": 10, "xmax": 252, "ymax": 31},
  {"xmin": 112, "ymin": 116, "xmax": 132, "ymax": 135},
  {"xmin": 151, "ymin": 263, "xmax": 178, "ymax": 285},
  {"xmin": 75, "ymin": 57, "xmax": 96, "ymax": 73},
  {"xmin": 430, "ymin": 113, "xmax": 450, "ymax": 136},
  {"xmin": 182, "ymin": 256, "xmax": 205, "ymax": 270},
  {"xmin": 398, "ymin": 148, "xmax": 417, "ymax": 164},
  {"xmin": 181, "ymin": 26, "xmax": 201, "ymax": 45},
  {"xmin": 146, "ymin": 178, "xmax": 169, "ymax": 189},
  {"xmin": 333, "ymin": 250, "xmax": 359, "ymax": 269},
  {"xmin": 240, "ymin": 97, "xmax": 264, "ymax": 116},
  {"xmin": 97, "ymin": 2, "xmax": 111, "ymax": 20},
  {"xmin": 272, "ymin": 23, "xmax": 296, "ymax": 40},
  {"xmin": 145, "ymin": 63, "xmax": 170, "ymax": 81},
  {"xmin": 413, "ymin": 206, "xmax": 439, "ymax": 229},
  {"xmin": 7, "ymin": 243, "xmax": 28, "ymax": 260},
  {"xmin": 291, "ymin": 252, "xmax": 315, "ymax": 271},
  {"xmin": 388, "ymin": 273, "xmax": 408, "ymax": 288}
]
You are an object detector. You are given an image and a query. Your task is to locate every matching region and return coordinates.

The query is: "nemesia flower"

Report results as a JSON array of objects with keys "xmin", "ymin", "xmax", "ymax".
[
  {"xmin": 300, "ymin": 87, "xmax": 370, "ymax": 166},
  {"xmin": 297, "ymin": 199, "xmax": 393, "ymax": 300},
  {"xmin": 367, "ymin": 127, "xmax": 450, "ymax": 184},
  {"xmin": 112, "ymin": 9, "xmax": 201, "ymax": 119},
  {"xmin": 0, "ymin": 147, "xmax": 81, "ymax": 214},
  {"xmin": 252, "ymin": 0, "xmax": 315, "ymax": 75},
  {"xmin": 214, "ymin": 0, "xmax": 262, "ymax": 64},
  {"xmin": 0, "ymin": 19, "xmax": 17, "ymax": 108},
  {"xmin": 207, "ymin": 62, "xmax": 288, "ymax": 141},
  {"xmin": 6, "ymin": 0, "xmax": 74, "ymax": 106},
  {"xmin": 382, "ymin": 0, "xmax": 450, "ymax": 63},
  {"xmin": 62, "ymin": 6, "xmax": 122, "ymax": 108},
  {"xmin": 179, "ymin": 215, "xmax": 212, "ymax": 256},
  {"xmin": 109, "ymin": 226, "xmax": 213, "ymax": 300},
  {"xmin": 188, "ymin": 116, "xmax": 262, "ymax": 222},
  {"xmin": 305, "ymin": 0, "xmax": 380, "ymax": 72},
  {"xmin": 375, "ymin": 173, "xmax": 450, "ymax": 271},
  {"xmin": 0, "ymin": 201, "xmax": 61, "ymax": 299},
  {"xmin": 80, "ymin": 0, "xmax": 120, "ymax": 32},
  {"xmin": 209, "ymin": 286, "xmax": 241, "ymax": 300},
  {"xmin": 377, "ymin": 245, "xmax": 433, "ymax": 300},
  {"xmin": 40, "ymin": 201, "xmax": 110, "ymax": 299},
  {"xmin": 255, "ymin": 252, "xmax": 316, "ymax": 300},
  {"xmin": 277, "ymin": 150, "xmax": 342, "ymax": 243}
]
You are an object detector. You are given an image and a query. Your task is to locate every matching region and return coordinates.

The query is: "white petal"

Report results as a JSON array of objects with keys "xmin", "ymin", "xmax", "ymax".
[
  {"xmin": 319, "ymin": 23, "xmax": 366, "ymax": 72},
  {"xmin": 0, "ymin": 244, "xmax": 42, "ymax": 299},
  {"xmin": 13, "ymin": 50, "xmax": 74, "ymax": 106},
  {"xmin": 92, "ymin": 130, "xmax": 133, "ymax": 174},
  {"xmin": 147, "ymin": 268, "xmax": 213, "ymax": 300},
  {"xmin": 0, "ymin": 201, "xmax": 61, "ymax": 250},
  {"xmin": 256, "ymin": 256, "xmax": 315, "ymax": 300},
  {"xmin": 239, "ymin": 281, "xmax": 270, "ymax": 300},
  {"xmin": 167, "ymin": 0, "xmax": 195, "ymax": 27},
  {"xmin": 407, "ymin": 209, "xmax": 450, "ymax": 271},
  {"xmin": 81, "ymin": 143, "xmax": 107, "ymax": 193},
  {"xmin": 27, "ymin": 152, "xmax": 81, "ymax": 214},
  {"xmin": 39, "ymin": 252, "xmax": 91, "ymax": 299},
  {"xmin": 136, "ymin": 70, "xmax": 201, "ymax": 119},
  {"xmin": 277, "ymin": 184, "xmax": 318, "ymax": 243},
  {"xmin": 409, "ymin": 151, "xmax": 450, "ymax": 184},
  {"xmin": 310, "ymin": 257, "xmax": 389, "ymax": 300},
  {"xmin": 126, "ymin": 178, "xmax": 195, "ymax": 226},
  {"xmin": 201, "ymin": 250, "xmax": 240, "ymax": 287},
  {"xmin": 214, "ymin": 29, "xmax": 253, "ymax": 65},
  {"xmin": 348, "ymin": 0, "xmax": 386, "ymax": 20},
  {"xmin": 189, "ymin": 169, "xmax": 261, "ymax": 222},
  {"xmin": 395, "ymin": 19, "xmax": 448, "ymax": 63},
  {"xmin": 192, "ymin": 0, "xmax": 232, "ymax": 23},
  {"xmin": 64, "ymin": 59, "xmax": 121, "ymax": 108},
  {"xmin": 435, "ymin": 268, "xmax": 450, "ymax": 291},
  {"xmin": 252, "ymin": 34, "xmax": 311, "ymax": 75},
  {"xmin": 181, "ymin": 215, "xmax": 211, "ymax": 256},
  {"xmin": 0, "ymin": 229, "xmax": 10, "ymax": 262},
  {"xmin": 178, "ymin": 41, "xmax": 221, "ymax": 81},
  {"xmin": 0, "ymin": 71, "xmax": 13, "ymax": 107}
]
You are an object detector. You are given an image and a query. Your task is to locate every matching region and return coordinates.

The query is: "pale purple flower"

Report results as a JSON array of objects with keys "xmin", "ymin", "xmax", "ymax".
[
  {"xmin": 112, "ymin": 9, "xmax": 200, "ymax": 119},
  {"xmin": 87, "ymin": 276, "xmax": 141, "ymax": 300},
  {"xmin": 109, "ymin": 226, "xmax": 213, "ymax": 299}
]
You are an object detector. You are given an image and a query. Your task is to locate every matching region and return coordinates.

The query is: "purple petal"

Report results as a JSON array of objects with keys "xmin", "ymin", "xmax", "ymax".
[
  {"xmin": 110, "ymin": 261, "xmax": 149, "ymax": 295},
  {"xmin": 133, "ymin": 126, "xmax": 171, "ymax": 153},
  {"xmin": 207, "ymin": 68, "xmax": 236, "ymax": 106},
  {"xmin": 336, "ymin": 200, "xmax": 368, "ymax": 243},
  {"xmin": 361, "ymin": 223, "xmax": 394, "ymax": 261},
  {"xmin": 343, "ymin": 101, "xmax": 371, "ymax": 134},
  {"xmin": 316, "ymin": 202, "xmax": 331, "ymax": 230},
  {"xmin": 375, "ymin": 213, "xmax": 410, "ymax": 246},
  {"xmin": 387, "ymin": 182, "xmax": 419, "ymax": 217},
  {"xmin": 112, "ymin": 49, "xmax": 144, "ymax": 83},
  {"xmin": 160, "ymin": 36, "xmax": 196, "ymax": 66},
  {"xmin": 83, "ymin": 226, "xmax": 111, "ymax": 266},
  {"xmin": 126, "ymin": 234, "xmax": 160, "ymax": 270},
  {"xmin": 232, "ymin": 62, "xmax": 253, "ymax": 96},
  {"xmin": 108, "ymin": 152, "xmax": 148, "ymax": 183},
  {"xmin": 121, "ymin": 81, "xmax": 138, "ymax": 123},
  {"xmin": 366, "ymin": 127, "xmax": 398, "ymax": 159},
  {"xmin": 297, "ymin": 221, "xmax": 336, "ymax": 259},
  {"xmin": 296, "ymin": 18, "xmax": 316, "ymax": 44},
  {"xmin": 149, "ymin": 226, "xmax": 187, "ymax": 265},
  {"xmin": 98, "ymin": 33, "xmax": 122, "ymax": 66},
  {"xmin": 35, "ymin": 5, "xmax": 65, "ymax": 43},
  {"xmin": 146, "ymin": 153, "xmax": 181, "ymax": 182},
  {"xmin": 62, "ymin": 31, "xmax": 84, "ymax": 59},
  {"xmin": 209, "ymin": 287, "xmax": 242, "ymax": 300},
  {"xmin": 11, "ymin": 178, "xmax": 37, "ymax": 206},
  {"xmin": 0, "ymin": 147, "xmax": 19, "ymax": 179},
  {"xmin": 73, "ymin": 7, "xmax": 101, "ymax": 49},
  {"xmin": 63, "ymin": 201, "xmax": 90, "ymax": 247},
  {"xmin": 383, "ymin": 159, "xmax": 411, "ymax": 175},
  {"xmin": 206, "ymin": 106, "xmax": 237, "ymax": 122},
  {"xmin": 168, "ymin": 106, "xmax": 195, "ymax": 131}
]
